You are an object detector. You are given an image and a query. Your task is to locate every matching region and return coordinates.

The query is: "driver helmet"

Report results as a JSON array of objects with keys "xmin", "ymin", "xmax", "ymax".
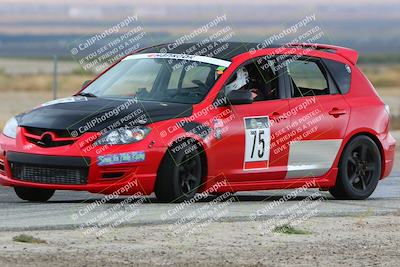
[{"xmin": 225, "ymin": 67, "xmax": 249, "ymax": 94}]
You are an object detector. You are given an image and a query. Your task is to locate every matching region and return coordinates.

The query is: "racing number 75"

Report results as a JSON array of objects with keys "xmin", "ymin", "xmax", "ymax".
[{"xmin": 250, "ymin": 130, "xmax": 265, "ymax": 159}]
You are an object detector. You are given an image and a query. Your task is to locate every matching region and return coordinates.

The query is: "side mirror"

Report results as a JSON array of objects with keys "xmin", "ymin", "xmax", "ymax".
[
  {"xmin": 81, "ymin": 80, "xmax": 92, "ymax": 89},
  {"xmin": 227, "ymin": 90, "xmax": 253, "ymax": 105}
]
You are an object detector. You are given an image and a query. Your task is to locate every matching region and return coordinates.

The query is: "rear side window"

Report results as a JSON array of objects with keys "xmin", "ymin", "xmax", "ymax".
[
  {"xmin": 286, "ymin": 60, "xmax": 330, "ymax": 97},
  {"xmin": 322, "ymin": 59, "xmax": 351, "ymax": 94}
]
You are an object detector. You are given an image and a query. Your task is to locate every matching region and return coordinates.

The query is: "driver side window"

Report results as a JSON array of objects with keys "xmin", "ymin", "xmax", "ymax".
[{"xmin": 225, "ymin": 57, "xmax": 280, "ymax": 102}]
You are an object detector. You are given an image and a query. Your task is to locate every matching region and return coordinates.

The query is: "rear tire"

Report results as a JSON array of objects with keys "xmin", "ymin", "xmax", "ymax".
[
  {"xmin": 155, "ymin": 143, "xmax": 202, "ymax": 203},
  {"xmin": 14, "ymin": 187, "xmax": 55, "ymax": 202},
  {"xmin": 329, "ymin": 135, "xmax": 381, "ymax": 200}
]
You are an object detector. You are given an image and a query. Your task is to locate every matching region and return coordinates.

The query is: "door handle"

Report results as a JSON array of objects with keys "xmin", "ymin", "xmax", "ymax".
[{"xmin": 329, "ymin": 108, "xmax": 347, "ymax": 117}]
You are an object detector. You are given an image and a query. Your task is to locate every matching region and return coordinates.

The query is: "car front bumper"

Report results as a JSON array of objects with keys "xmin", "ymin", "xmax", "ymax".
[{"xmin": 0, "ymin": 131, "xmax": 166, "ymax": 195}]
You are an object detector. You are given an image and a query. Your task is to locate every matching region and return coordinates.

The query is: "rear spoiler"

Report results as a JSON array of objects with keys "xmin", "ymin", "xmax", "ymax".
[{"xmin": 289, "ymin": 43, "xmax": 359, "ymax": 65}]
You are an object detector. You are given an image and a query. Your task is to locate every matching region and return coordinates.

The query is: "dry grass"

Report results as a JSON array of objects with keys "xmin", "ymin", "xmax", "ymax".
[
  {"xmin": 359, "ymin": 64, "xmax": 400, "ymax": 88},
  {"xmin": 273, "ymin": 224, "xmax": 312, "ymax": 235},
  {"xmin": 12, "ymin": 234, "xmax": 47, "ymax": 244},
  {"xmin": 0, "ymin": 63, "xmax": 397, "ymax": 91},
  {"xmin": 0, "ymin": 73, "xmax": 93, "ymax": 129},
  {"xmin": 0, "ymin": 73, "xmax": 93, "ymax": 92}
]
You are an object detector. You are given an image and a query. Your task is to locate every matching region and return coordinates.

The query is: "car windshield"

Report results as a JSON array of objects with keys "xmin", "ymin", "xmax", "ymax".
[{"xmin": 81, "ymin": 53, "xmax": 231, "ymax": 104}]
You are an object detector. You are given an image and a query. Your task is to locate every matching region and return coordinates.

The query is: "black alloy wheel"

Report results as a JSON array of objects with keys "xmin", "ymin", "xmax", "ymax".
[
  {"xmin": 155, "ymin": 141, "xmax": 202, "ymax": 203},
  {"xmin": 330, "ymin": 135, "xmax": 381, "ymax": 200}
]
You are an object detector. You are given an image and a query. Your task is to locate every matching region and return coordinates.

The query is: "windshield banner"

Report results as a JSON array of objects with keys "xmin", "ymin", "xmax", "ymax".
[{"xmin": 123, "ymin": 53, "xmax": 231, "ymax": 67}]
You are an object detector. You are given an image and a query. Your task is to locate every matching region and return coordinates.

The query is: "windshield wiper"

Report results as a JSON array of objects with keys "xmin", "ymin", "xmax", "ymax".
[{"xmin": 76, "ymin": 92, "xmax": 97, "ymax": 97}]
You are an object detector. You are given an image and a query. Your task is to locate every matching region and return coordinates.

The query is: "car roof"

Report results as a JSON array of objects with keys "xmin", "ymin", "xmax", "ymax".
[
  {"xmin": 137, "ymin": 42, "xmax": 358, "ymax": 64},
  {"xmin": 137, "ymin": 42, "xmax": 274, "ymax": 61}
]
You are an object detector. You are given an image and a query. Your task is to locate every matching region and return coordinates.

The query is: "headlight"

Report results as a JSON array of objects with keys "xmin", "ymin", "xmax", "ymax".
[
  {"xmin": 94, "ymin": 127, "xmax": 151, "ymax": 145},
  {"xmin": 2, "ymin": 117, "xmax": 18, "ymax": 139}
]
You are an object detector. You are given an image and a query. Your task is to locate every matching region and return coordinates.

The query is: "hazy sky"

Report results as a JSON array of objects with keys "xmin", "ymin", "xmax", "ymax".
[
  {"xmin": 0, "ymin": 0, "xmax": 399, "ymax": 55},
  {"xmin": 2, "ymin": 0, "xmax": 400, "ymax": 4}
]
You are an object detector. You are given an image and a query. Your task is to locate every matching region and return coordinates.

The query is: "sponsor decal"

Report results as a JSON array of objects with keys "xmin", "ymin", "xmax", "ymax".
[
  {"xmin": 213, "ymin": 119, "xmax": 224, "ymax": 140},
  {"xmin": 97, "ymin": 151, "xmax": 145, "ymax": 166},
  {"xmin": 123, "ymin": 53, "xmax": 231, "ymax": 67}
]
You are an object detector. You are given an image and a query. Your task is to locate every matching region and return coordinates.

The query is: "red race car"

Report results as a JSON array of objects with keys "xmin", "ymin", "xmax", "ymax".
[{"xmin": 0, "ymin": 42, "xmax": 396, "ymax": 202}]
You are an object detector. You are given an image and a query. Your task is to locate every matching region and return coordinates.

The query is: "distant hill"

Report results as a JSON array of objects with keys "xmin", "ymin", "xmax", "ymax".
[{"xmin": 0, "ymin": 0, "xmax": 399, "ymax": 57}]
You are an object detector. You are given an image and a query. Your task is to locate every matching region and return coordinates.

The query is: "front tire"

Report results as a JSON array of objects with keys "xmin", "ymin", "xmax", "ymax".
[
  {"xmin": 14, "ymin": 187, "xmax": 55, "ymax": 202},
  {"xmin": 155, "ymin": 144, "xmax": 202, "ymax": 203},
  {"xmin": 329, "ymin": 135, "xmax": 381, "ymax": 200}
]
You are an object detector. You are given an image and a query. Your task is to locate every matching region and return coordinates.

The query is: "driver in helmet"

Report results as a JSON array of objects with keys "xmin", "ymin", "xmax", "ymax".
[{"xmin": 225, "ymin": 67, "xmax": 262, "ymax": 100}]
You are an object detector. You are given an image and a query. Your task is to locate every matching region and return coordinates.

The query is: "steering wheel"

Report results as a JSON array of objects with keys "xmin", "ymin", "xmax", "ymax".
[{"xmin": 191, "ymin": 80, "xmax": 209, "ymax": 94}]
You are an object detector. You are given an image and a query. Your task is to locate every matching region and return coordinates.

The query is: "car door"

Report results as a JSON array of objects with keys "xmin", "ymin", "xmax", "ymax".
[
  {"xmin": 283, "ymin": 57, "xmax": 351, "ymax": 179},
  {"xmin": 210, "ymin": 57, "xmax": 292, "ymax": 183}
]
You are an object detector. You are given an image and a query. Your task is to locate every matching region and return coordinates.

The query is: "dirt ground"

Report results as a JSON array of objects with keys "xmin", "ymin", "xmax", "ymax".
[{"xmin": 0, "ymin": 214, "xmax": 399, "ymax": 267}]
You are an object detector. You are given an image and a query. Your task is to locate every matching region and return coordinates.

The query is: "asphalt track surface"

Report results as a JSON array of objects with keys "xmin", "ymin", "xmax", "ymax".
[{"xmin": 0, "ymin": 155, "xmax": 399, "ymax": 231}]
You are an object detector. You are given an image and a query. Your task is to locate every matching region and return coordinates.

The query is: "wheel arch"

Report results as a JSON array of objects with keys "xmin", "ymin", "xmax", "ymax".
[
  {"xmin": 158, "ymin": 137, "xmax": 209, "ymax": 183},
  {"xmin": 340, "ymin": 130, "xmax": 385, "ymax": 179}
]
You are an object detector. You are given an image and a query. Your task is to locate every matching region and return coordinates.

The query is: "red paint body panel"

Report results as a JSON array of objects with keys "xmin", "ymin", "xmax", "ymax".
[{"xmin": 0, "ymin": 43, "xmax": 396, "ymax": 195}]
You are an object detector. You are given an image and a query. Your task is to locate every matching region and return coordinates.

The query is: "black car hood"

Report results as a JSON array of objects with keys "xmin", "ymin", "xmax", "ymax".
[{"xmin": 17, "ymin": 96, "xmax": 192, "ymax": 132}]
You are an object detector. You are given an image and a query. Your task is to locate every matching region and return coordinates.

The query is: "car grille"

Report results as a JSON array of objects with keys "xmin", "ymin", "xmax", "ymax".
[
  {"xmin": 23, "ymin": 127, "xmax": 79, "ymax": 148},
  {"xmin": 10, "ymin": 163, "xmax": 88, "ymax": 185},
  {"xmin": 26, "ymin": 137, "xmax": 75, "ymax": 148},
  {"xmin": 24, "ymin": 127, "xmax": 78, "ymax": 138}
]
